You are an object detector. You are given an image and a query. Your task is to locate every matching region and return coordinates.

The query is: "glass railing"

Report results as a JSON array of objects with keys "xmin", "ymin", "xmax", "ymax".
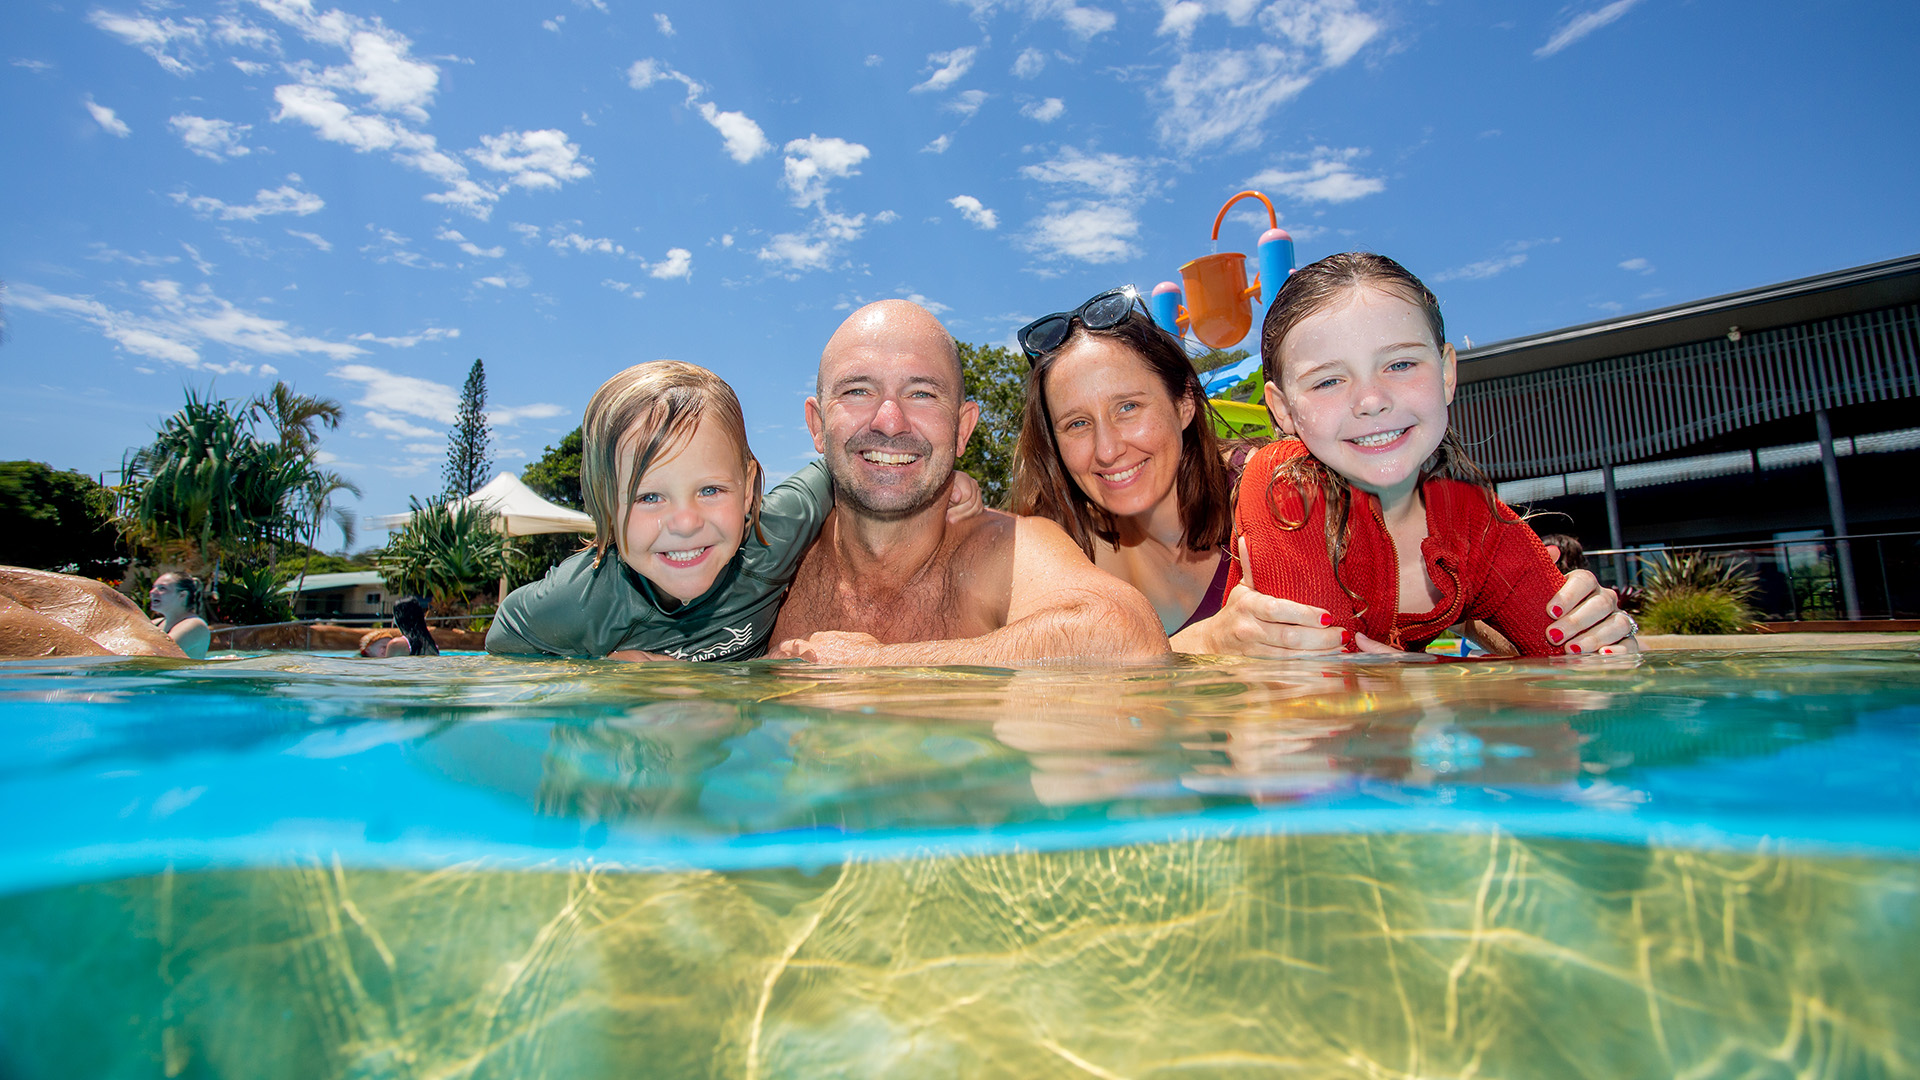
[{"xmin": 1587, "ymin": 531, "xmax": 1920, "ymax": 621}]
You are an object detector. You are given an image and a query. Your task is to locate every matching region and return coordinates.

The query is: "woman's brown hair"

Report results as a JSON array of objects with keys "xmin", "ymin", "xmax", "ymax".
[
  {"xmin": 1011, "ymin": 309, "xmax": 1233, "ymax": 559},
  {"xmin": 1258, "ymin": 252, "xmax": 1501, "ymax": 613},
  {"xmin": 580, "ymin": 361, "xmax": 763, "ymax": 568}
]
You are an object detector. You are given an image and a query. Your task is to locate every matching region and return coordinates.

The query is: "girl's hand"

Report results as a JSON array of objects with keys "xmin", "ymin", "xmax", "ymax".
[
  {"xmin": 607, "ymin": 648, "xmax": 677, "ymax": 662},
  {"xmin": 1170, "ymin": 537, "xmax": 1345, "ymax": 657},
  {"xmin": 1546, "ymin": 569, "xmax": 1640, "ymax": 655},
  {"xmin": 946, "ymin": 471, "xmax": 985, "ymax": 523}
]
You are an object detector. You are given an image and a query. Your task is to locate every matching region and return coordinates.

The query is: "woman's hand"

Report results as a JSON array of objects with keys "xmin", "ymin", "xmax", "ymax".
[
  {"xmin": 946, "ymin": 470, "xmax": 985, "ymax": 523},
  {"xmin": 1170, "ymin": 537, "xmax": 1347, "ymax": 657},
  {"xmin": 1546, "ymin": 569, "xmax": 1639, "ymax": 655}
]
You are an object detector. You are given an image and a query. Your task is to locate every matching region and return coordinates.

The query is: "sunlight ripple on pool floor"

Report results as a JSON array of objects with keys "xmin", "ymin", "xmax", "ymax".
[{"xmin": 0, "ymin": 648, "xmax": 1916, "ymax": 1077}]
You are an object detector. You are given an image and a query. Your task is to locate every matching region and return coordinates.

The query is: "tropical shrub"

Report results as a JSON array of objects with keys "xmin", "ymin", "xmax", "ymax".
[
  {"xmin": 378, "ymin": 498, "xmax": 519, "ymax": 610},
  {"xmin": 210, "ymin": 562, "xmax": 293, "ymax": 626},
  {"xmin": 1638, "ymin": 551, "xmax": 1759, "ymax": 634}
]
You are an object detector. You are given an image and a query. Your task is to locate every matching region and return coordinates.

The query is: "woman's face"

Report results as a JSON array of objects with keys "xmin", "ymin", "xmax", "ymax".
[
  {"xmin": 1043, "ymin": 336, "xmax": 1196, "ymax": 525},
  {"xmin": 148, "ymin": 575, "xmax": 190, "ymax": 618}
]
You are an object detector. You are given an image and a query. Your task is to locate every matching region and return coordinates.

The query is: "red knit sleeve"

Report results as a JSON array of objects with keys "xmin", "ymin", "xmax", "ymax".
[{"xmin": 1464, "ymin": 496, "xmax": 1567, "ymax": 657}]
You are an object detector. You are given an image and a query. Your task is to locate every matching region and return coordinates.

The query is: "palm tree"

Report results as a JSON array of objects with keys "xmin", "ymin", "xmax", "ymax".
[
  {"xmin": 289, "ymin": 469, "xmax": 364, "ymax": 599},
  {"xmin": 247, "ymin": 381, "xmax": 344, "ymax": 453}
]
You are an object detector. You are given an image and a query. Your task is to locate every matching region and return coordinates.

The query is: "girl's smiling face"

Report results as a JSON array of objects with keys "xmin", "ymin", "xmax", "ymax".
[
  {"xmin": 1044, "ymin": 335, "xmax": 1196, "ymax": 528},
  {"xmin": 617, "ymin": 414, "xmax": 753, "ymax": 603},
  {"xmin": 1265, "ymin": 284, "xmax": 1458, "ymax": 507}
]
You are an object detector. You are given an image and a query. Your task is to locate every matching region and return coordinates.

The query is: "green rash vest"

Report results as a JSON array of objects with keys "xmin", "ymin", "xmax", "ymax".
[{"xmin": 486, "ymin": 460, "xmax": 832, "ymax": 661}]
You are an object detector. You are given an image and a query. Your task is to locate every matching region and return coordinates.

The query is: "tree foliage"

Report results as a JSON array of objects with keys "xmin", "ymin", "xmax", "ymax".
[
  {"xmin": 378, "ymin": 497, "xmax": 520, "ymax": 610},
  {"xmin": 521, "ymin": 427, "xmax": 584, "ymax": 510},
  {"xmin": 0, "ymin": 461, "xmax": 128, "ymax": 577},
  {"xmin": 955, "ymin": 340, "xmax": 1027, "ymax": 509},
  {"xmin": 444, "ymin": 359, "xmax": 492, "ymax": 499}
]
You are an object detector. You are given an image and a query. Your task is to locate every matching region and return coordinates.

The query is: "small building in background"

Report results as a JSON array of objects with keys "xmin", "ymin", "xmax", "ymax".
[
  {"xmin": 1455, "ymin": 253, "xmax": 1920, "ymax": 621},
  {"xmin": 279, "ymin": 571, "xmax": 391, "ymax": 619}
]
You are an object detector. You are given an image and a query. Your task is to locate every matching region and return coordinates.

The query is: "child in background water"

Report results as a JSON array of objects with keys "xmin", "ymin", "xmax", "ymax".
[
  {"xmin": 489, "ymin": 360, "xmax": 978, "ymax": 662},
  {"xmin": 1229, "ymin": 252, "xmax": 1627, "ymax": 657}
]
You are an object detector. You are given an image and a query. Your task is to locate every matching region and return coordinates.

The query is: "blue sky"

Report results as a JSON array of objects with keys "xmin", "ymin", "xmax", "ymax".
[{"xmin": 4, "ymin": 0, "xmax": 1917, "ymax": 551}]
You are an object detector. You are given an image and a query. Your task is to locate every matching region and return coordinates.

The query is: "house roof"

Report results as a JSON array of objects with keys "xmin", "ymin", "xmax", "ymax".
[
  {"xmin": 278, "ymin": 570, "xmax": 387, "ymax": 595},
  {"xmin": 1458, "ymin": 253, "xmax": 1920, "ymax": 384}
]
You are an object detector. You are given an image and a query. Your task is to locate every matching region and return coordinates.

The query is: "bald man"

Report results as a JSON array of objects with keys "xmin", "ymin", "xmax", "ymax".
[{"xmin": 768, "ymin": 301, "xmax": 1169, "ymax": 665}]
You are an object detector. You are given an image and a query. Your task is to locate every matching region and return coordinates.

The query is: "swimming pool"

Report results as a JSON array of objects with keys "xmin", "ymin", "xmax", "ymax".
[{"xmin": 2, "ymin": 647, "xmax": 1915, "ymax": 1077}]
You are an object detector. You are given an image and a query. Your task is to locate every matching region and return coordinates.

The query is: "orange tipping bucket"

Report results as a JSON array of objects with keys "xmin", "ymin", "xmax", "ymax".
[{"xmin": 1171, "ymin": 190, "xmax": 1282, "ymax": 349}]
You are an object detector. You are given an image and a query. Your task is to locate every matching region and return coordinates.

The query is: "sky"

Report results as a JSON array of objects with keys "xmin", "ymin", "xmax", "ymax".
[{"xmin": 4, "ymin": 0, "xmax": 1917, "ymax": 551}]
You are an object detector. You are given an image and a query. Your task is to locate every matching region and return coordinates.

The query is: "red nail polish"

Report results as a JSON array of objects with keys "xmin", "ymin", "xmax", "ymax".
[
  {"xmin": 1548, "ymin": 628, "xmax": 1564, "ymax": 644},
  {"xmin": 1551, "ymin": 605, "xmax": 1563, "ymax": 618},
  {"xmin": 1320, "ymin": 613, "xmax": 1333, "ymax": 627},
  {"xmin": 1568, "ymin": 643, "xmax": 1581, "ymax": 654}
]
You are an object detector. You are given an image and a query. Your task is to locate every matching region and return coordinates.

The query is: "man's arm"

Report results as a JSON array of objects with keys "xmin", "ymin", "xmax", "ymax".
[{"xmin": 772, "ymin": 516, "xmax": 1170, "ymax": 665}]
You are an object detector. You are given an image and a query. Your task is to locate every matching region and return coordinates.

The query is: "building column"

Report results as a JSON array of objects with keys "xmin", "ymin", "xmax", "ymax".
[
  {"xmin": 1815, "ymin": 407, "xmax": 1862, "ymax": 619},
  {"xmin": 1602, "ymin": 462, "xmax": 1626, "ymax": 587}
]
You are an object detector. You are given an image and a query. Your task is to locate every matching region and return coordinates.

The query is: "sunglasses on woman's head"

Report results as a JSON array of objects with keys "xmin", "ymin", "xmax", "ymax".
[{"xmin": 1017, "ymin": 286, "xmax": 1144, "ymax": 363}]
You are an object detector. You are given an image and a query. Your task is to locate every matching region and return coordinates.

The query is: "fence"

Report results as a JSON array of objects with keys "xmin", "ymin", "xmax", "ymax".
[
  {"xmin": 1588, "ymin": 531, "xmax": 1920, "ymax": 622},
  {"xmin": 209, "ymin": 613, "xmax": 496, "ymax": 652}
]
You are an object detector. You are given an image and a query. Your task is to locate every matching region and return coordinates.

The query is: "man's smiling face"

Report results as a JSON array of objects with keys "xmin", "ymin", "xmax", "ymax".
[{"xmin": 808, "ymin": 301, "xmax": 979, "ymax": 520}]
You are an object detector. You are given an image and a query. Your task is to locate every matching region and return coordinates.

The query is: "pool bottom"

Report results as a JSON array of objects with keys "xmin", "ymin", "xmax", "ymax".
[{"xmin": 2, "ymin": 830, "xmax": 1913, "ymax": 1079}]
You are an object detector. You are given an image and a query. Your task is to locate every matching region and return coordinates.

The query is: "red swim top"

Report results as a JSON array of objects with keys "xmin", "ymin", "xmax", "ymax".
[{"xmin": 1226, "ymin": 440, "xmax": 1567, "ymax": 655}]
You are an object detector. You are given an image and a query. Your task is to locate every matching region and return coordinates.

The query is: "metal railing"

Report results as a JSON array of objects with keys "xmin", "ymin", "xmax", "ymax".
[
  {"xmin": 211, "ymin": 613, "xmax": 496, "ymax": 651},
  {"xmin": 1587, "ymin": 530, "xmax": 1920, "ymax": 622}
]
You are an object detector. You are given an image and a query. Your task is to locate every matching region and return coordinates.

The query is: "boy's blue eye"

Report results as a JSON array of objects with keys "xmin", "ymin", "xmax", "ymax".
[
  {"xmin": 698, "ymin": 485, "xmax": 724, "ymax": 497},
  {"xmin": 1387, "ymin": 359, "xmax": 1417, "ymax": 372},
  {"xmin": 636, "ymin": 492, "xmax": 663, "ymax": 504},
  {"xmin": 1311, "ymin": 377, "xmax": 1341, "ymax": 391}
]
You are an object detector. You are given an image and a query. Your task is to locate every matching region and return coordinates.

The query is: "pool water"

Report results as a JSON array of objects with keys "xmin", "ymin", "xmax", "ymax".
[{"xmin": 1, "ymin": 648, "xmax": 1916, "ymax": 1078}]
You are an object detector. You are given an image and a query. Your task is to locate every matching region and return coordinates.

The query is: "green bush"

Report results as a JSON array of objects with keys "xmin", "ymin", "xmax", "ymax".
[
  {"xmin": 1640, "ymin": 589, "xmax": 1754, "ymax": 635},
  {"xmin": 210, "ymin": 562, "xmax": 294, "ymax": 626},
  {"xmin": 378, "ymin": 498, "xmax": 519, "ymax": 611}
]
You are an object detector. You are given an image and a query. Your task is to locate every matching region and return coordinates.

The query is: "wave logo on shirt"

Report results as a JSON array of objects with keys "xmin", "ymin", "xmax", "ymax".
[{"xmin": 666, "ymin": 623, "xmax": 756, "ymax": 662}]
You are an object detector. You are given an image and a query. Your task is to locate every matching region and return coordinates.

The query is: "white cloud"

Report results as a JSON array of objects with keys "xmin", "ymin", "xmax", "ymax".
[
  {"xmin": 436, "ymin": 227, "xmax": 504, "ymax": 258},
  {"xmin": 954, "ymin": 1, "xmax": 1116, "ymax": 38},
  {"xmin": 1619, "ymin": 257, "xmax": 1654, "ymax": 274},
  {"xmin": 865, "ymin": 54, "xmax": 884, "ymax": 67},
  {"xmin": 331, "ymin": 364, "xmax": 459, "ymax": 424},
  {"xmin": 1021, "ymin": 97, "xmax": 1065, "ymax": 122},
  {"xmin": 543, "ymin": 17, "xmax": 564, "ymax": 32},
  {"xmin": 1434, "ymin": 238, "xmax": 1559, "ymax": 283},
  {"xmin": 696, "ymin": 102, "xmax": 772, "ymax": 162},
  {"xmin": 362, "ymin": 226, "xmax": 445, "ymax": 269},
  {"xmin": 873, "ymin": 210, "xmax": 899, "ymax": 224},
  {"xmin": 508, "ymin": 222, "xmax": 541, "ymax": 241},
  {"xmin": 758, "ymin": 211, "xmax": 867, "ymax": 274},
  {"xmin": 549, "ymin": 232, "xmax": 623, "ymax": 256},
  {"xmin": 490, "ymin": 403, "xmax": 566, "ymax": 425},
  {"xmin": 468, "ymin": 129, "xmax": 592, "ymax": 190},
  {"xmin": 922, "ymin": 134, "xmax": 954, "ymax": 154},
  {"xmin": 626, "ymin": 57, "xmax": 700, "ymax": 95},
  {"xmin": 1011, "ymin": 47, "xmax": 1045, "ymax": 78},
  {"xmin": 86, "ymin": 244, "xmax": 179, "ymax": 267},
  {"xmin": 949, "ymin": 195, "xmax": 999, "ymax": 230},
  {"xmin": 85, "ymin": 97, "xmax": 131, "ymax": 137},
  {"xmin": 780, "ymin": 135, "xmax": 871, "ymax": 209},
  {"xmin": 350, "ymin": 327, "xmax": 460, "ymax": 348},
  {"xmin": 1019, "ymin": 147, "xmax": 1150, "ymax": 199},
  {"xmin": 12, "ymin": 59, "xmax": 54, "ymax": 74},
  {"xmin": 1152, "ymin": 0, "xmax": 1382, "ymax": 154},
  {"xmin": 478, "ymin": 276, "xmax": 509, "ymax": 288},
  {"xmin": 88, "ymin": 10, "xmax": 205, "ymax": 76},
  {"xmin": 286, "ymin": 229, "xmax": 332, "ymax": 251},
  {"xmin": 10, "ymin": 278, "xmax": 366, "ymax": 372},
  {"xmin": 169, "ymin": 115, "xmax": 252, "ymax": 159},
  {"xmin": 1020, "ymin": 202, "xmax": 1140, "ymax": 263},
  {"xmin": 172, "ymin": 180, "xmax": 325, "ymax": 221},
  {"xmin": 945, "ymin": 89, "xmax": 988, "ymax": 117},
  {"xmin": 364, "ymin": 411, "xmax": 439, "ymax": 439},
  {"xmin": 1537, "ymin": 0, "xmax": 1643, "ymax": 58},
  {"xmin": 1249, "ymin": 146, "xmax": 1384, "ymax": 203},
  {"xmin": 231, "ymin": 58, "xmax": 270, "ymax": 75},
  {"xmin": 212, "ymin": 15, "xmax": 279, "ymax": 52},
  {"xmin": 603, "ymin": 279, "xmax": 643, "ymax": 298},
  {"xmin": 647, "ymin": 248, "xmax": 693, "ymax": 279},
  {"xmin": 912, "ymin": 47, "xmax": 978, "ymax": 93},
  {"xmin": 654, "ymin": 13, "xmax": 675, "ymax": 35}
]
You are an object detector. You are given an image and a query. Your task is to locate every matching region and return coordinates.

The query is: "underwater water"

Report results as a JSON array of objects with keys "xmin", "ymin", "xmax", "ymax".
[{"xmin": 0, "ymin": 648, "xmax": 1916, "ymax": 1078}]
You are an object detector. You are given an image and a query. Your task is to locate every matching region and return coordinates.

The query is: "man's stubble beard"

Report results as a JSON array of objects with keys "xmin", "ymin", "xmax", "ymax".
[{"xmin": 826, "ymin": 433, "xmax": 954, "ymax": 522}]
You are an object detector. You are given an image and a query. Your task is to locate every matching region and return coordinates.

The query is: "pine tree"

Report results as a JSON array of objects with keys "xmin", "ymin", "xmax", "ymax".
[{"xmin": 443, "ymin": 359, "xmax": 492, "ymax": 498}]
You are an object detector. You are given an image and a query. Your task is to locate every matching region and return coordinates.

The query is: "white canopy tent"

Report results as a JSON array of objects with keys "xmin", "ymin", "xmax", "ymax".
[{"xmin": 368, "ymin": 472, "xmax": 595, "ymax": 600}]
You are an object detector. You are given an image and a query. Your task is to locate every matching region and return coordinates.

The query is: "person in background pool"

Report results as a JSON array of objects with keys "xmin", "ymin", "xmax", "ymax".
[
  {"xmin": 1009, "ymin": 288, "xmax": 1634, "ymax": 657},
  {"xmin": 393, "ymin": 596, "xmax": 440, "ymax": 656},
  {"xmin": 148, "ymin": 572, "xmax": 211, "ymax": 659},
  {"xmin": 489, "ymin": 360, "xmax": 982, "ymax": 662},
  {"xmin": 1233, "ymin": 251, "xmax": 1638, "ymax": 656}
]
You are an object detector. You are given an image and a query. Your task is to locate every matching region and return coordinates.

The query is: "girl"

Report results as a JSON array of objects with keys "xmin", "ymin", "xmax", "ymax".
[
  {"xmin": 1230, "ymin": 253, "xmax": 1633, "ymax": 657},
  {"xmin": 488, "ymin": 361, "xmax": 978, "ymax": 662},
  {"xmin": 148, "ymin": 571, "xmax": 211, "ymax": 659}
]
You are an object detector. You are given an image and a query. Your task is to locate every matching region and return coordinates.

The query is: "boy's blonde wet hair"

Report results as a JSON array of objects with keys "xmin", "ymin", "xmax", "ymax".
[{"xmin": 581, "ymin": 361, "xmax": 763, "ymax": 567}]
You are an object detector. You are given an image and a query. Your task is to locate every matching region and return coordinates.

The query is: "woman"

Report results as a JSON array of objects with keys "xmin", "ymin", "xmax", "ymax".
[
  {"xmin": 148, "ymin": 571, "xmax": 211, "ymax": 659},
  {"xmin": 1009, "ymin": 287, "xmax": 1636, "ymax": 657}
]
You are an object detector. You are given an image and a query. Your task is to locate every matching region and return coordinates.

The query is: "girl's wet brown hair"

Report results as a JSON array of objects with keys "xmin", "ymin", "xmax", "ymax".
[
  {"xmin": 1011, "ymin": 309, "xmax": 1233, "ymax": 559},
  {"xmin": 1257, "ymin": 252, "xmax": 1501, "ymax": 615},
  {"xmin": 580, "ymin": 361, "xmax": 763, "ymax": 568}
]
